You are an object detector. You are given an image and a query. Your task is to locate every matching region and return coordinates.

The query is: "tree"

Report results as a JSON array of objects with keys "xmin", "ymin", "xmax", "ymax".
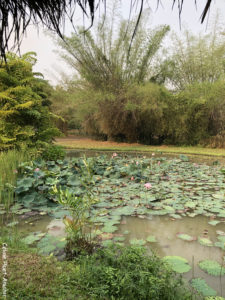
[
  {"xmin": 0, "ymin": 1, "xmax": 213, "ymax": 60},
  {"xmin": 165, "ymin": 20, "xmax": 225, "ymax": 90},
  {"xmin": 0, "ymin": 52, "xmax": 60, "ymax": 150},
  {"xmin": 52, "ymin": 7, "xmax": 170, "ymax": 143}
]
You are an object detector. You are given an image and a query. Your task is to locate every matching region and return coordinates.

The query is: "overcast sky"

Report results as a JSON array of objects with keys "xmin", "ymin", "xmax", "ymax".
[{"xmin": 18, "ymin": 0, "xmax": 225, "ymax": 86}]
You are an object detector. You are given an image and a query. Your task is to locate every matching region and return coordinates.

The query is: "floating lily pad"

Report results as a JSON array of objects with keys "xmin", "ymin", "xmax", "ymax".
[
  {"xmin": 146, "ymin": 235, "xmax": 157, "ymax": 243},
  {"xmin": 198, "ymin": 237, "xmax": 213, "ymax": 247},
  {"xmin": 208, "ymin": 220, "xmax": 220, "ymax": 226},
  {"xmin": 198, "ymin": 260, "xmax": 225, "ymax": 276},
  {"xmin": 214, "ymin": 242, "xmax": 225, "ymax": 250},
  {"xmin": 129, "ymin": 238, "xmax": 146, "ymax": 246},
  {"xmin": 190, "ymin": 278, "xmax": 217, "ymax": 297},
  {"xmin": 217, "ymin": 236, "xmax": 225, "ymax": 243},
  {"xmin": 163, "ymin": 256, "xmax": 191, "ymax": 274},
  {"xmin": 169, "ymin": 214, "xmax": 182, "ymax": 219},
  {"xmin": 113, "ymin": 236, "xmax": 125, "ymax": 242},
  {"xmin": 101, "ymin": 225, "xmax": 118, "ymax": 233},
  {"xmin": 21, "ymin": 232, "xmax": 45, "ymax": 245},
  {"xmin": 176, "ymin": 233, "xmax": 196, "ymax": 242}
]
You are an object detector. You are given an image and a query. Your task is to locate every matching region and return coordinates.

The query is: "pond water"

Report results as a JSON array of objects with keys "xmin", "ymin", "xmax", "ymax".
[
  {"xmin": 2, "ymin": 150, "xmax": 225, "ymax": 297},
  {"xmin": 118, "ymin": 215, "xmax": 225, "ymax": 296},
  {"xmin": 8, "ymin": 211, "xmax": 225, "ymax": 295}
]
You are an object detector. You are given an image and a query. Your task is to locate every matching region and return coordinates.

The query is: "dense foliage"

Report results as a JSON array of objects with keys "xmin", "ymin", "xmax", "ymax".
[
  {"xmin": 51, "ymin": 10, "xmax": 225, "ymax": 146},
  {"xmin": 72, "ymin": 245, "xmax": 192, "ymax": 300},
  {"xmin": 0, "ymin": 52, "xmax": 60, "ymax": 150}
]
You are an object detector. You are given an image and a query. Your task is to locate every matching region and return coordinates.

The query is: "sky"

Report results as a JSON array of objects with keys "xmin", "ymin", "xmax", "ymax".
[{"xmin": 17, "ymin": 0, "xmax": 225, "ymax": 86}]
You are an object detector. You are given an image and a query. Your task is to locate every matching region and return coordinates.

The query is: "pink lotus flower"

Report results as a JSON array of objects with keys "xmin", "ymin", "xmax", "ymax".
[
  {"xmin": 112, "ymin": 153, "xmax": 118, "ymax": 158},
  {"xmin": 131, "ymin": 176, "xmax": 135, "ymax": 181},
  {"xmin": 158, "ymin": 161, "xmax": 161, "ymax": 166},
  {"xmin": 13, "ymin": 169, "xmax": 18, "ymax": 174},
  {"xmin": 34, "ymin": 168, "xmax": 40, "ymax": 172},
  {"xmin": 152, "ymin": 153, "xmax": 155, "ymax": 156},
  {"xmin": 136, "ymin": 161, "xmax": 139, "ymax": 165},
  {"xmin": 144, "ymin": 182, "xmax": 152, "ymax": 190}
]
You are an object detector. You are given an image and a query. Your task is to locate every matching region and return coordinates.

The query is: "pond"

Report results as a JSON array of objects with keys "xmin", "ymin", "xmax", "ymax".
[{"xmin": 1, "ymin": 151, "xmax": 225, "ymax": 297}]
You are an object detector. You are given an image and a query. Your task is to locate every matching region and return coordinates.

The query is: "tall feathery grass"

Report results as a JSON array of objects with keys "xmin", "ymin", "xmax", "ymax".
[{"xmin": 0, "ymin": 148, "xmax": 33, "ymax": 209}]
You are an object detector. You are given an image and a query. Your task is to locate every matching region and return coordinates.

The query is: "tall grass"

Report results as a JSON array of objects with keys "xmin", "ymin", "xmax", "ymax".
[{"xmin": 0, "ymin": 149, "xmax": 32, "ymax": 209}]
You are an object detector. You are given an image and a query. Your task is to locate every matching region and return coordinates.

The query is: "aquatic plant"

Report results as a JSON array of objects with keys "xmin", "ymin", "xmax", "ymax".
[
  {"xmin": 163, "ymin": 256, "xmax": 191, "ymax": 274},
  {"xmin": 191, "ymin": 278, "xmax": 217, "ymax": 297},
  {"xmin": 198, "ymin": 260, "xmax": 225, "ymax": 276}
]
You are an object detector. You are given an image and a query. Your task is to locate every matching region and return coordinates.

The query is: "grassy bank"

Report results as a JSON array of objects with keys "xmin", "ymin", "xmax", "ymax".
[
  {"xmin": 0, "ymin": 149, "xmax": 32, "ymax": 209},
  {"xmin": 55, "ymin": 137, "xmax": 225, "ymax": 157},
  {"xmin": 0, "ymin": 243, "xmax": 195, "ymax": 300}
]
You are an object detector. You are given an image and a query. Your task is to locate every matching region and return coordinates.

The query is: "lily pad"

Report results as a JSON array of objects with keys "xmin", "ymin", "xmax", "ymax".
[
  {"xmin": 163, "ymin": 256, "xmax": 191, "ymax": 274},
  {"xmin": 21, "ymin": 232, "xmax": 44, "ymax": 245},
  {"xmin": 198, "ymin": 237, "xmax": 213, "ymax": 247},
  {"xmin": 208, "ymin": 220, "xmax": 220, "ymax": 226},
  {"xmin": 123, "ymin": 230, "xmax": 130, "ymax": 235},
  {"xmin": 101, "ymin": 225, "xmax": 118, "ymax": 233},
  {"xmin": 146, "ymin": 235, "xmax": 157, "ymax": 243},
  {"xmin": 176, "ymin": 233, "xmax": 196, "ymax": 242},
  {"xmin": 198, "ymin": 260, "xmax": 225, "ymax": 276},
  {"xmin": 190, "ymin": 278, "xmax": 217, "ymax": 297},
  {"xmin": 129, "ymin": 238, "xmax": 146, "ymax": 246}
]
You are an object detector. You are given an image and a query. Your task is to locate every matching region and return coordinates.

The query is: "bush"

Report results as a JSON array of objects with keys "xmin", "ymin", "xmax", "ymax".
[
  {"xmin": 40, "ymin": 144, "xmax": 65, "ymax": 161},
  {"xmin": 0, "ymin": 52, "xmax": 60, "ymax": 150},
  {"xmin": 72, "ymin": 245, "xmax": 192, "ymax": 300}
]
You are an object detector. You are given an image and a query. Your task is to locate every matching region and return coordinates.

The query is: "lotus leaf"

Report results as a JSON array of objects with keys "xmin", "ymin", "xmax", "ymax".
[
  {"xmin": 191, "ymin": 278, "xmax": 217, "ymax": 297},
  {"xmin": 198, "ymin": 237, "xmax": 213, "ymax": 247},
  {"xmin": 198, "ymin": 260, "xmax": 225, "ymax": 276},
  {"xmin": 113, "ymin": 236, "xmax": 125, "ymax": 242},
  {"xmin": 129, "ymin": 238, "xmax": 146, "ymax": 246},
  {"xmin": 163, "ymin": 256, "xmax": 191, "ymax": 274},
  {"xmin": 101, "ymin": 225, "xmax": 118, "ymax": 233},
  {"xmin": 214, "ymin": 242, "xmax": 225, "ymax": 250},
  {"xmin": 217, "ymin": 236, "xmax": 225, "ymax": 243},
  {"xmin": 176, "ymin": 233, "xmax": 196, "ymax": 242},
  {"xmin": 123, "ymin": 230, "xmax": 130, "ymax": 235},
  {"xmin": 146, "ymin": 235, "xmax": 157, "ymax": 243},
  {"xmin": 208, "ymin": 220, "xmax": 220, "ymax": 226},
  {"xmin": 21, "ymin": 232, "xmax": 43, "ymax": 245}
]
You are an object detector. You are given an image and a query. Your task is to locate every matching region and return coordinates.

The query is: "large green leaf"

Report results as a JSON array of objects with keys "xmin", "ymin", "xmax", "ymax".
[
  {"xmin": 198, "ymin": 260, "xmax": 225, "ymax": 276},
  {"xmin": 191, "ymin": 278, "xmax": 217, "ymax": 297},
  {"xmin": 163, "ymin": 256, "xmax": 191, "ymax": 274},
  {"xmin": 198, "ymin": 237, "xmax": 213, "ymax": 247}
]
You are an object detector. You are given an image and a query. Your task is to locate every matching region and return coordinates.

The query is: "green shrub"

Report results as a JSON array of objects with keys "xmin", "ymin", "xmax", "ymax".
[
  {"xmin": 72, "ymin": 245, "xmax": 193, "ymax": 300},
  {"xmin": 0, "ymin": 52, "xmax": 60, "ymax": 150},
  {"xmin": 40, "ymin": 144, "xmax": 65, "ymax": 161}
]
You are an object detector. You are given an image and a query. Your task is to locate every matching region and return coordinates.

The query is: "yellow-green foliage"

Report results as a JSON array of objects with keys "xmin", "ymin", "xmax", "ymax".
[{"xmin": 0, "ymin": 52, "xmax": 60, "ymax": 150}]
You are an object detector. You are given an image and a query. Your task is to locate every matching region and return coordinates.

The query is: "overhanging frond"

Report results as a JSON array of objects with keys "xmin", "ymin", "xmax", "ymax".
[{"xmin": 0, "ymin": 0, "xmax": 213, "ymax": 61}]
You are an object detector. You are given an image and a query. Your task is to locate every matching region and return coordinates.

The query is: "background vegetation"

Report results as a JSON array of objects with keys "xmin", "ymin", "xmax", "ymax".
[{"xmin": 50, "ymin": 9, "xmax": 225, "ymax": 147}]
